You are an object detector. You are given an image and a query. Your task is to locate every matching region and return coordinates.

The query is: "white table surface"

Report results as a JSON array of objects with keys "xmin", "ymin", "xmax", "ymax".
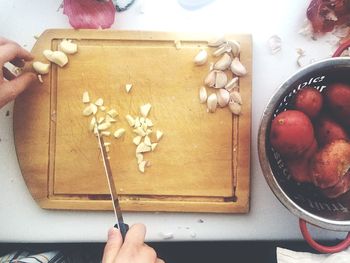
[{"xmin": 0, "ymin": 0, "xmax": 347, "ymax": 242}]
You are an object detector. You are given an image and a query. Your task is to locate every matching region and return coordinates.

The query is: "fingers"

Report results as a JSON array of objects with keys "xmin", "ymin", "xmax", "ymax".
[
  {"xmin": 156, "ymin": 258, "xmax": 165, "ymax": 263},
  {"xmin": 102, "ymin": 228, "xmax": 123, "ymax": 263},
  {"xmin": 0, "ymin": 72, "xmax": 36, "ymax": 109},
  {"xmin": 0, "ymin": 42, "xmax": 33, "ymax": 67},
  {"xmin": 124, "ymin": 223, "xmax": 147, "ymax": 246},
  {"xmin": 0, "ymin": 37, "xmax": 15, "ymax": 46}
]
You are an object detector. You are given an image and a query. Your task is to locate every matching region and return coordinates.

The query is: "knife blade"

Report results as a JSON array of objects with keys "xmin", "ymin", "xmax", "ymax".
[{"xmin": 95, "ymin": 122, "xmax": 129, "ymax": 240}]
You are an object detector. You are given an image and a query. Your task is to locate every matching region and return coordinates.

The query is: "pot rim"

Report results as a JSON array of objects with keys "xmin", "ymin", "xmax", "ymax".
[{"xmin": 258, "ymin": 57, "xmax": 350, "ymax": 231}]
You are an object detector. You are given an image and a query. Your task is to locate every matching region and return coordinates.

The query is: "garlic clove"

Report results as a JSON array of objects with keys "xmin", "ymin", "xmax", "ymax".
[
  {"xmin": 229, "ymin": 91, "xmax": 242, "ymax": 105},
  {"xmin": 114, "ymin": 128, "xmax": 126, "ymax": 138},
  {"xmin": 43, "ymin": 50, "xmax": 68, "ymax": 67},
  {"xmin": 199, "ymin": 86, "xmax": 207, "ymax": 104},
  {"xmin": 82, "ymin": 91, "xmax": 90, "ymax": 103},
  {"xmin": 213, "ymin": 43, "xmax": 231, "ymax": 57},
  {"xmin": 208, "ymin": 36, "xmax": 226, "ymax": 47},
  {"xmin": 225, "ymin": 77, "xmax": 239, "ymax": 91},
  {"xmin": 125, "ymin": 115, "xmax": 135, "ymax": 127},
  {"xmin": 59, "ymin": 39, "xmax": 78, "ymax": 54},
  {"xmin": 133, "ymin": 136, "xmax": 142, "ymax": 145},
  {"xmin": 207, "ymin": 93, "xmax": 218, "ymax": 113},
  {"xmin": 216, "ymin": 89, "xmax": 230, "ymax": 107},
  {"xmin": 229, "ymin": 101, "xmax": 242, "ymax": 115},
  {"xmin": 227, "ymin": 40, "xmax": 241, "ymax": 57},
  {"xmin": 230, "ymin": 57, "xmax": 247, "ymax": 76},
  {"xmin": 194, "ymin": 49, "xmax": 208, "ymax": 66},
  {"xmin": 140, "ymin": 103, "xmax": 152, "ymax": 117},
  {"xmin": 32, "ymin": 61, "xmax": 50, "ymax": 75},
  {"xmin": 214, "ymin": 70, "xmax": 228, "ymax": 89},
  {"xmin": 204, "ymin": 70, "xmax": 216, "ymax": 87},
  {"xmin": 213, "ymin": 53, "xmax": 232, "ymax": 71}
]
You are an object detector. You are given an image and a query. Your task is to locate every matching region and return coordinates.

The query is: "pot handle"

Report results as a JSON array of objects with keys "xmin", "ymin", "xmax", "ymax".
[
  {"xmin": 332, "ymin": 39, "xmax": 350, "ymax": 57},
  {"xmin": 299, "ymin": 219, "xmax": 350, "ymax": 253}
]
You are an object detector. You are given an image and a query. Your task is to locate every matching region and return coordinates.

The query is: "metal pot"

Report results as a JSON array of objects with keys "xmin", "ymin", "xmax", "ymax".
[{"xmin": 258, "ymin": 40, "xmax": 350, "ymax": 253}]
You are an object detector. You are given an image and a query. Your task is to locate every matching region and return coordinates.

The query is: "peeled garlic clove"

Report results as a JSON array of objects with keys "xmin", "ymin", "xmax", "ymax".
[
  {"xmin": 32, "ymin": 61, "xmax": 50, "ymax": 74},
  {"xmin": 208, "ymin": 36, "xmax": 226, "ymax": 47},
  {"xmin": 59, "ymin": 39, "xmax": 78, "ymax": 54},
  {"xmin": 140, "ymin": 103, "xmax": 152, "ymax": 117},
  {"xmin": 82, "ymin": 91, "xmax": 90, "ymax": 103},
  {"xmin": 214, "ymin": 70, "xmax": 227, "ymax": 89},
  {"xmin": 230, "ymin": 57, "xmax": 247, "ymax": 76},
  {"xmin": 225, "ymin": 77, "xmax": 239, "ymax": 91},
  {"xmin": 207, "ymin": 93, "xmax": 218, "ymax": 113},
  {"xmin": 216, "ymin": 89, "xmax": 230, "ymax": 107},
  {"xmin": 213, "ymin": 43, "xmax": 231, "ymax": 57},
  {"xmin": 204, "ymin": 70, "xmax": 216, "ymax": 88},
  {"xmin": 156, "ymin": 130, "xmax": 163, "ymax": 141},
  {"xmin": 194, "ymin": 49, "xmax": 208, "ymax": 66},
  {"xmin": 125, "ymin": 115, "xmax": 135, "ymax": 127},
  {"xmin": 199, "ymin": 86, "xmax": 207, "ymax": 104},
  {"xmin": 114, "ymin": 128, "xmax": 126, "ymax": 138},
  {"xmin": 213, "ymin": 53, "xmax": 232, "ymax": 71},
  {"xmin": 43, "ymin": 50, "xmax": 68, "ymax": 67},
  {"xmin": 229, "ymin": 101, "xmax": 242, "ymax": 115},
  {"xmin": 230, "ymin": 91, "xmax": 242, "ymax": 105},
  {"xmin": 227, "ymin": 40, "xmax": 241, "ymax": 57}
]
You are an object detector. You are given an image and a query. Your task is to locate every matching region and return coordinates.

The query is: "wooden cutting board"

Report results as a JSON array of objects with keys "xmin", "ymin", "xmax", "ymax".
[{"xmin": 14, "ymin": 29, "xmax": 251, "ymax": 213}]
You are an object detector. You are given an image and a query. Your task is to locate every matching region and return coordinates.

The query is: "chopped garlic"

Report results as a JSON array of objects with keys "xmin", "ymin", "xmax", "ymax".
[
  {"xmin": 37, "ymin": 74, "xmax": 43, "ymax": 83},
  {"xmin": 140, "ymin": 103, "xmax": 152, "ymax": 117},
  {"xmin": 141, "ymin": 122, "xmax": 148, "ymax": 132},
  {"xmin": 105, "ymin": 115, "xmax": 116, "ymax": 123},
  {"xmin": 101, "ymin": 131, "xmax": 111, "ymax": 136},
  {"xmin": 100, "ymin": 106, "xmax": 106, "ymax": 111},
  {"xmin": 125, "ymin": 84, "xmax": 132, "ymax": 93},
  {"xmin": 134, "ymin": 117, "xmax": 141, "ymax": 128},
  {"xmin": 107, "ymin": 109, "xmax": 118, "ymax": 118},
  {"xmin": 90, "ymin": 103, "xmax": 98, "ymax": 115},
  {"xmin": 97, "ymin": 117, "xmax": 105, "ymax": 124},
  {"xmin": 151, "ymin": 143, "xmax": 157, "ymax": 151},
  {"xmin": 133, "ymin": 127, "xmax": 146, "ymax": 137},
  {"xmin": 104, "ymin": 142, "xmax": 111, "ymax": 147},
  {"xmin": 156, "ymin": 130, "xmax": 163, "ymax": 141},
  {"xmin": 98, "ymin": 122, "xmax": 111, "ymax": 130},
  {"xmin": 144, "ymin": 136, "xmax": 152, "ymax": 146},
  {"xmin": 95, "ymin": 98, "xmax": 104, "ymax": 106},
  {"xmin": 138, "ymin": 160, "xmax": 147, "ymax": 173},
  {"xmin": 105, "ymin": 146, "xmax": 110, "ymax": 152},
  {"xmin": 136, "ymin": 153, "xmax": 143, "ymax": 164},
  {"xmin": 146, "ymin": 129, "xmax": 152, "ymax": 135},
  {"xmin": 83, "ymin": 105, "xmax": 93, "ymax": 116},
  {"xmin": 136, "ymin": 142, "xmax": 151, "ymax": 153},
  {"xmin": 133, "ymin": 136, "xmax": 142, "ymax": 145},
  {"xmin": 145, "ymin": 118, "xmax": 153, "ymax": 127},
  {"xmin": 125, "ymin": 115, "xmax": 135, "ymax": 126},
  {"xmin": 89, "ymin": 117, "xmax": 96, "ymax": 131},
  {"xmin": 114, "ymin": 128, "xmax": 126, "ymax": 138},
  {"xmin": 82, "ymin": 91, "xmax": 90, "ymax": 103}
]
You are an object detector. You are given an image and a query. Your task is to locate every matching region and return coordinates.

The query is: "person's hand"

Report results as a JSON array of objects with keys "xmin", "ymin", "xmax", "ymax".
[
  {"xmin": 102, "ymin": 223, "xmax": 164, "ymax": 263},
  {"xmin": 0, "ymin": 37, "xmax": 37, "ymax": 109}
]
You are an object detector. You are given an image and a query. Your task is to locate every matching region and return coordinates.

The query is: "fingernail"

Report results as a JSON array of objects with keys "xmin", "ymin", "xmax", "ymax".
[{"xmin": 108, "ymin": 227, "xmax": 119, "ymax": 238}]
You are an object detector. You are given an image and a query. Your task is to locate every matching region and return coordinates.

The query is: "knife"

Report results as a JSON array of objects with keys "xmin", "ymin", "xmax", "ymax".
[{"xmin": 95, "ymin": 122, "xmax": 129, "ymax": 240}]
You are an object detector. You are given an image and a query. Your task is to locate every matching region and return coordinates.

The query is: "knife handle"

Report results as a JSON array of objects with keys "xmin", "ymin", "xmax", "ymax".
[{"xmin": 114, "ymin": 223, "xmax": 129, "ymax": 241}]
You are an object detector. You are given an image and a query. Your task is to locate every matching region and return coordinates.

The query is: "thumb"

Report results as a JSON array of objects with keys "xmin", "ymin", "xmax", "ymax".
[
  {"xmin": 0, "ymin": 72, "xmax": 37, "ymax": 109},
  {"xmin": 102, "ymin": 227, "xmax": 123, "ymax": 263}
]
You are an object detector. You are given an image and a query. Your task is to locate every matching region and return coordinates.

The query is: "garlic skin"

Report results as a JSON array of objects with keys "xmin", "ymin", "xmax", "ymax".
[
  {"xmin": 59, "ymin": 39, "xmax": 78, "ymax": 54},
  {"xmin": 213, "ymin": 53, "xmax": 232, "ymax": 71},
  {"xmin": 43, "ymin": 50, "xmax": 68, "ymax": 67},
  {"xmin": 199, "ymin": 86, "xmax": 207, "ymax": 104},
  {"xmin": 207, "ymin": 93, "xmax": 218, "ymax": 113},
  {"xmin": 230, "ymin": 57, "xmax": 247, "ymax": 76},
  {"xmin": 268, "ymin": 35, "xmax": 282, "ymax": 54},
  {"xmin": 194, "ymin": 49, "xmax": 208, "ymax": 65},
  {"xmin": 32, "ymin": 61, "xmax": 50, "ymax": 74},
  {"xmin": 216, "ymin": 89, "xmax": 230, "ymax": 107}
]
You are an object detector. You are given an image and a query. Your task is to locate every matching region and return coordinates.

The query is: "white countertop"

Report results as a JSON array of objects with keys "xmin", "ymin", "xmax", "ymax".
[{"xmin": 0, "ymin": 0, "xmax": 347, "ymax": 242}]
